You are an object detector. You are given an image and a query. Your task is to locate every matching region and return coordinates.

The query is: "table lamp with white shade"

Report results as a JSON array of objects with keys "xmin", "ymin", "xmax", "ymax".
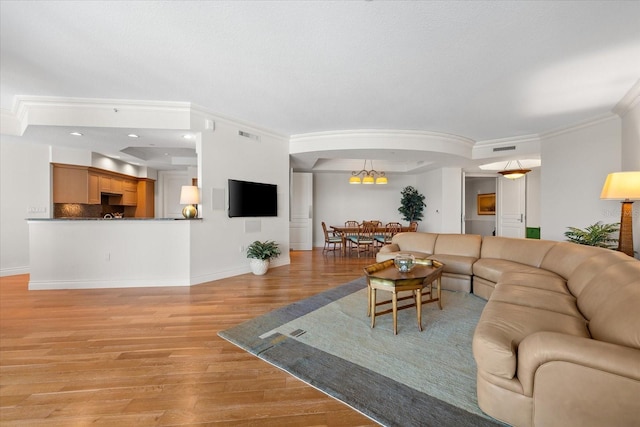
[
  {"xmin": 180, "ymin": 185, "xmax": 200, "ymax": 219},
  {"xmin": 600, "ymin": 171, "xmax": 640, "ymax": 257}
]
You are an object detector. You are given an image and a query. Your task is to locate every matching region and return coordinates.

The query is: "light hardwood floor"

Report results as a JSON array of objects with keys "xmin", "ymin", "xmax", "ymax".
[{"xmin": 0, "ymin": 249, "xmax": 378, "ymax": 426}]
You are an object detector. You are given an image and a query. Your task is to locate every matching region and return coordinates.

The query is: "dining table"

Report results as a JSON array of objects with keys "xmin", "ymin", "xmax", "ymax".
[{"xmin": 330, "ymin": 225, "xmax": 412, "ymax": 256}]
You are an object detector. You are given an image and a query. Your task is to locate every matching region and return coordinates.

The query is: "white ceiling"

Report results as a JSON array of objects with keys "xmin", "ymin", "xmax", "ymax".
[{"xmin": 1, "ymin": 1, "xmax": 639, "ymax": 171}]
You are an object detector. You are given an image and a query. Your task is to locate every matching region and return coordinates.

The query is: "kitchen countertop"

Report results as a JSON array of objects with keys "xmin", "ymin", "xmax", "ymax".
[{"xmin": 27, "ymin": 218, "xmax": 201, "ymax": 221}]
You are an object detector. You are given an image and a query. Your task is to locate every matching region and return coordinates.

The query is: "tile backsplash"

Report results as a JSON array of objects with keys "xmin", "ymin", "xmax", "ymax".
[{"xmin": 54, "ymin": 203, "xmax": 130, "ymax": 218}]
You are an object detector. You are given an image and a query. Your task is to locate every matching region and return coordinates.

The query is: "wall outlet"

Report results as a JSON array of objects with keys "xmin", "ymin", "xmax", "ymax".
[{"xmin": 27, "ymin": 207, "xmax": 47, "ymax": 214}]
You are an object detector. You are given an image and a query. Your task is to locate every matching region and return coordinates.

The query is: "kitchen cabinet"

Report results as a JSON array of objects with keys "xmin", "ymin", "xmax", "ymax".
[
  {"xmin": 135, "ymin": 179, "xmax": 155, "ymax": 217},
  {"xmin": 122, "ymin": 179, "xmax": 138, "ymax": 206},
  {"xmin": 111, "ymin": 177, "xmax": 123, "ymax": 194},
  {"xmin": 52, "ymin": 163, "xmax": 154, "ymax": 216},
  {"xmin": 52, "ymin": 164, "xmax": 89, "ymax": 203},
  {"xmin": 88, "ymin": 172, "xmax": 100, "ymax": 204},
  {"xmin": 99, "ymin": 175, "xmax": 111, "ymax": 193}
]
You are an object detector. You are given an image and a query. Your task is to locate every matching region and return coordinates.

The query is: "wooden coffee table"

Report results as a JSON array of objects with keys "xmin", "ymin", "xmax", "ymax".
[{"xmin": 364, "ymin": 259, "xmax": 444, "ymax": 335}]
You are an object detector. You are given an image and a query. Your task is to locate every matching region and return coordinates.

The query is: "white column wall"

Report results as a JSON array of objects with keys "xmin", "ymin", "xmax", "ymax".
[
  {"xmin": 188, "ymin": 119, "xmax": 291, "ymax": 283},
  {"xmin": 0, "ymin": 135, "xmax": 50, "ymax": 276},
  {"xmin": 540, "ymin": 116, "xmax": 622, "ymax": 242}
]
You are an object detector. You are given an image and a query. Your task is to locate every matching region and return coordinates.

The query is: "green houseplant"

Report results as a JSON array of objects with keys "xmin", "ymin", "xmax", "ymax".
[
  {"xmin": 564, "ymin": 222, "xmax": 619, "ymax": 249},
  {"xmin": 246, "ymin": 240, "xmax": 281, "ymax": 275},
  {"xmin": 398, "ymin": 186, "xmax": 426, "ymax": 223}
]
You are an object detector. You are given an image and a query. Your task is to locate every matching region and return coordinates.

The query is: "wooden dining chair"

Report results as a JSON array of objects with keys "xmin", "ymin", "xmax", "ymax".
[
  {"xmin": 375, "ymin": 222, "xmax": 402, "ymax": 246},
  {"xmin": 343, "ymin": 220, "xmax": 360, "ymax": 252},
  {"xmin": 321, "ymin": 221, "xmax": 342, "ymax": 255},
  {"xmin": 348, "ymin": 221, "xmax": 376, "ymax": 257}
]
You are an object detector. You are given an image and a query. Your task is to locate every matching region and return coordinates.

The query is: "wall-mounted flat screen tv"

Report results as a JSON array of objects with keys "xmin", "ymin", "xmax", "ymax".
[{"xmin": 228, "ymin": 179, "xmax": 277, "ymax": 218}]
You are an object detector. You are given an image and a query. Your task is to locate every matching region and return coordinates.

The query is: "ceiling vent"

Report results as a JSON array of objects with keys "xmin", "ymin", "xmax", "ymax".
[
  {"xmin": 493, "ymin": 146, "xmax": 516, "ymax": 152},
  {"xmin": 239, "ymin": 130, "xmax": 260, "ymax": 142}
]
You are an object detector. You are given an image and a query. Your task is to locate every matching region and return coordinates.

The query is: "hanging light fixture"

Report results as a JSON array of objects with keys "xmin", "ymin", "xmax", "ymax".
[
  {"xmin": 498, "ymin": 160, "xmax": 531, "ymax": 180},
  {"xmin": 349, "ymin": 160, "xmax": 388, "ymax": 185}
]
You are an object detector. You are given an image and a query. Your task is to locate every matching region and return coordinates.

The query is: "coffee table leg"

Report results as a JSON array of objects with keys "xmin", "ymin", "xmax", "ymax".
[
  {"xmin": 437, "ymin": 277, "xmax": 442, "ymax": 310},
  {"xmin": 416, "ymin": 288, "xmax": 423, "ymax": 331},
  {"xmin": 370, "ymin": 288, "xmax": 376, "ymax": 328},
  {"xmin": 392, "ymin": 291, "xmax": 398, "ymax": 335},
  {"xmin": 367, "ymin": 284, "xmax": 371, "ymax": 317}
]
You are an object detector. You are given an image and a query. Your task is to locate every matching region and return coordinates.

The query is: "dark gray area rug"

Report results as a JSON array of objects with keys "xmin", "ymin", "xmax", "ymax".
[{"xmin": 218, "ymin": 278, "xmax": 504, "ymax": 427}]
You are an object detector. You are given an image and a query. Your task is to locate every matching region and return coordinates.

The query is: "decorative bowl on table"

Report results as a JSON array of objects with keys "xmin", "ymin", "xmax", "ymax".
[{"xmin": 394, "ymin": 254, "xmax": 416, "ymax": 273}]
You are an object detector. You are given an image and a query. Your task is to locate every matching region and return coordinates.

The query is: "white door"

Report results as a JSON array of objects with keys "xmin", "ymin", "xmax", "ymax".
[
  {"xmin": 159, "ymin": 171, "xmax": 191, "ymax": 218},
  {"xmin": 497, "ymin": 176, "xmax": 526, "ymax": 237},
  {"xmin": 290, "ymin": 172, "xmax": 313, "ymax": 250}
]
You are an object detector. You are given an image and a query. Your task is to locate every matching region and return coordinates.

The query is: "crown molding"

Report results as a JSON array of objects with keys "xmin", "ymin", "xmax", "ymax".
[
  {"xmin": 290, "ymin": 129, "xmax": 475, "ymax": 160},
  {"xmin": 613, "ymin": 79, "xmax": 640, "ymax": 118},
  {"xmin": 189, "ymin": 103, "xmax": 288, "ymax": 140},
  {"xmin": 539, "ymin": 113, "xmax": 618, "ymax": 140}
]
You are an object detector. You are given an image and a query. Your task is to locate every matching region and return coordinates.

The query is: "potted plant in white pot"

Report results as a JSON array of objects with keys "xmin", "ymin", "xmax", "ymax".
[{"xmin": 246, "ymin": 240, "xmax": 281, "ymax": 275}]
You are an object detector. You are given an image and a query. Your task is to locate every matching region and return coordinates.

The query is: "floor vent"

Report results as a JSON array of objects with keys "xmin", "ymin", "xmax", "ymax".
[{"xmin": 493, "ymin": 146, "xmax": 516, "ymax": 152}]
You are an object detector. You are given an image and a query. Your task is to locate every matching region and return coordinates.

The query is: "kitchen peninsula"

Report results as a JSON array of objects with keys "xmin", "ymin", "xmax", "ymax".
[{"xmin": 28, "ymin": 218, "xmax": 201, "ymax": 290}]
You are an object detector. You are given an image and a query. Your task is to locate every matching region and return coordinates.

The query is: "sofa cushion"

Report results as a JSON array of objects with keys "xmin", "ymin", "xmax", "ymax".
[
  {"xmin": 428, "ymin": 254, "xmax": 476, "ymax": 275},
  {"xmin": 480, "ymin": 236, "xmax": 556, "ymax": 268},
  {"xmin": 473, "ymin": 301, "xmax": 590, "ymax": 379},
  {"xmin": 576, "ymin": 260, "xmax": 640, "ymax": 322},
  {"xmin": 434, "ymin": 233, "xmax": 482, "ymax": 258},
  {"xmin": 497, "ymin": 271, "xmax": 569, "ymax": 294},
  {"xmin": 390, "ymin": 232, "xmax": 438, "ymax": 254},
  {"xmin": 540, "ymin": 242, "xmax": 623, "ymax": 280},
  {"xmin": 490, "ymin": 283, "xmax": 582, "ymax": 318},
  {"xmin": 566, "ymin": 250, "xmax": 635, "ymax": 298},
  {"xmin": 473, "ymin": 258, "xmax": 562, "ymax": 284},
  {"xmin": 588, "ymin": 279, "xmax": 640, "ymax": 349}
]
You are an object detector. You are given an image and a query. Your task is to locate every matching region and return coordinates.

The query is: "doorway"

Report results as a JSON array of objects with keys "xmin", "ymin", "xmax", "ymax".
[{"xmin": 463, "ymin": 176, "xmax": 497, "ymax": 237}]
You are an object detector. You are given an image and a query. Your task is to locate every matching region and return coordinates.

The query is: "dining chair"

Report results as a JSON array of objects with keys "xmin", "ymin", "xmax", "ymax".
[
  {"xmin": 321, "ymin": 221, "xmax": 342, "ymax": 255},
  {"xmin": 344, "ymin": 220, "xmax": 360, "ymax": 252},
  {"xmin": 375, "ymin": 222, "xmax": 402, "ymax": 246},
  {"xmin": 348, "ymin": 221, "xmax": 376, "ymax": 257}
]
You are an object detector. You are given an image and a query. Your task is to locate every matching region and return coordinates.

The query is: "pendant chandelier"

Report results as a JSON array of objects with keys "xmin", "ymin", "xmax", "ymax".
[
  {"xmin": 349, "ymin": 160, "xmax": 388, "ymax": 185},
  {"xmin": 498, "ymin": 160, "xmax": 531, "ymax": 180}
]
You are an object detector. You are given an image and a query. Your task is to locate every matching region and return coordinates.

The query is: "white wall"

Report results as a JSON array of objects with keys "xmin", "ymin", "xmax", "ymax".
[
  {"xmin": 540, "ymin": 116, "xmax": 622, "ymax": 242},
  {"xmin": 526, "ymin": 167, "xmax": 541, "ymax": 228},
  {"xmin": 620, "ymin": 99, "xmax": 640, "ymax": 256},
  {"xmin": 312, "ymin": 173, "xmax": 417, "ymax": 246},
  {"xmin": 189, "ymin": 118, "xmax": 291, "ymax": 283},
  {"xmin": 0, "ymin": 135, "xmax": 50, "ymax": 276},
  {"xmin": 417, "ymin": 168, "xmax": 462, "ymax": 233}
]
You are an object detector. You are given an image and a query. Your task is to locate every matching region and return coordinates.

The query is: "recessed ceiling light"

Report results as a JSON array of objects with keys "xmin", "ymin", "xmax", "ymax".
[
  {"xmin": 127, "ymin": 134, "xmax": 140, "ymax": 138},
  {"xmin": 70, "ymin": 132, "xmax": 83, "ymax": 136},
  {"xmin": 182, "ymin": 134, "xmax": 194, "ymax": 140}
]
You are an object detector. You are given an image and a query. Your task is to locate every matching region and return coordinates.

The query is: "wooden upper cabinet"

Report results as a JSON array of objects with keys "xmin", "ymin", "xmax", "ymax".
[
  {"xmin": 53, "ymin": 163, "xmax": 154, "ymax": 214},
  {"xmin": 88, "ymin": 172, "xmax": 100, "ymax": 204},
  {"xmin": 122, "ymin": 179, "xmax": 138, "ymax": 206},
  {"xmin": 52, "ymin": 164, "xmax": 89, "ymax": 204},
  {"xmin": 135, "ymin": 179, "xmax": 155, "ymax": 217},
  {"xmin": 111, "ymin": 177, "xmax": 123, "ymax": 194}
]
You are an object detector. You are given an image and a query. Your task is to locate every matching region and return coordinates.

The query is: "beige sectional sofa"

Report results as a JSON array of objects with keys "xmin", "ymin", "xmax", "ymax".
[{"xmin": 376, "ymin": 232, "xmax": 640, "ymax": 427}]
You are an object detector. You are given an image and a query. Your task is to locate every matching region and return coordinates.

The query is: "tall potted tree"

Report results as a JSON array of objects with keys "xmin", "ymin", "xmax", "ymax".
[
  {"xmin": 398, "ymin": 186, "xmax": 426, "ymax": 223},
  {"xmin": 246, "ymin": 240, "xmax": 281, "ymax": 275}
]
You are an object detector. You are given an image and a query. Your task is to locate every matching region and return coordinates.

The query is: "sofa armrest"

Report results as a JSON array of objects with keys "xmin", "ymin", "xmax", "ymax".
[
  {"xmin": 517, "ymin": 331, "xmax": 640, "ymax": 396},
  {"xmin": 379, "ymin": 243, "xmax": 399, "ymax": 253}
]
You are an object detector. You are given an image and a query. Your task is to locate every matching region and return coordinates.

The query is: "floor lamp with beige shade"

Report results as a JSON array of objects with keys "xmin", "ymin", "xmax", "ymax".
[{"xmin": 600, "ymin": 171, "xmax": 640, "ymax": 257}]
